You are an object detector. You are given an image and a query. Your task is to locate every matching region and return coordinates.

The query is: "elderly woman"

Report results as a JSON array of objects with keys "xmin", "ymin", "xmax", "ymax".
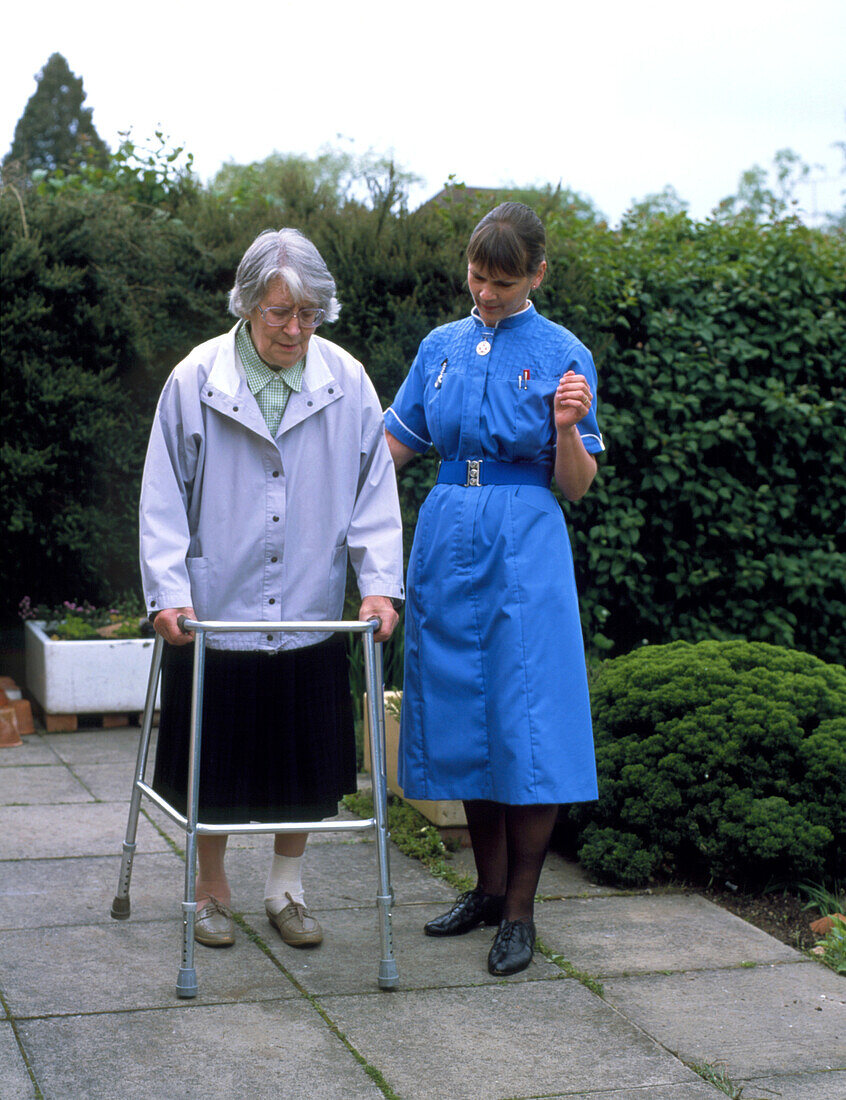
[
  {"xmin": 140, "ymin": 228, "xmax": 403, "ymax": 949},
  {"xmin": 385, "ymin": 203, "xmax": 603, "ymax": 976}
]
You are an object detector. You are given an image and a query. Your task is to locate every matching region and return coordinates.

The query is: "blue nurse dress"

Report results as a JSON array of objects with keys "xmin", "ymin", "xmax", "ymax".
[{"xmin": 385, "ymin": 304, "xmax": 604, "ymax": 806}]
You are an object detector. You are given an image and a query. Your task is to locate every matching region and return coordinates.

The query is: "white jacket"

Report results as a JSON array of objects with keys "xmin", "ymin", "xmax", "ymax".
[{"xmin": 139, "ymin": 325, "xmax": 404, "ymax": 650}]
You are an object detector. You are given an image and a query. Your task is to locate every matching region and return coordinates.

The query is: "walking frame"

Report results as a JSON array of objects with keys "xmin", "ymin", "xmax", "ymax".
[{"xmin": 110, "ymin": 616, "xmax": 398, "ymax": 998}]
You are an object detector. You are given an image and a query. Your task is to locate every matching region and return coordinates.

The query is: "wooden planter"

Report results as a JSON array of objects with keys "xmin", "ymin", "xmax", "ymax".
[
  {"xmin": 24, "ymin": 620, "xmax": 160, "ymax": 717},
  {"xmin": 363, "ymin": 691, "xmax": 467, "ymax": 827}
]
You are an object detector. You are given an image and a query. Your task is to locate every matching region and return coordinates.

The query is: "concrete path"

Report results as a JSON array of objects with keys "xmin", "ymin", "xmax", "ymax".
[{"xmin": 1, "ymin": 726, "xmax": 843, "ymax": 1100}]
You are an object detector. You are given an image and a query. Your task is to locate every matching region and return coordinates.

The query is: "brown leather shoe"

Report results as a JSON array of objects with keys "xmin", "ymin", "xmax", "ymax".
[
  {"xmin": 194, "ymin": 896, "xmax": 235, "ymax": 947},
  {"xmin": 266, "ymin": 892, "xmax": 323, "ymax": 947}
]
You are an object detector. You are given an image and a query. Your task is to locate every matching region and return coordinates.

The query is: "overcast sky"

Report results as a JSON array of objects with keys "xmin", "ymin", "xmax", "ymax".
[{"xmin": 2, "ymin": 0, "xmax": 844, "ymax": 226}]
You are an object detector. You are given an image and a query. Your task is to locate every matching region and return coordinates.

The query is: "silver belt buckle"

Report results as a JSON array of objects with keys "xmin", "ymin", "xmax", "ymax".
[{"xmin": 465, "ymin": 460, "xmax": 482, "ymax": 487}]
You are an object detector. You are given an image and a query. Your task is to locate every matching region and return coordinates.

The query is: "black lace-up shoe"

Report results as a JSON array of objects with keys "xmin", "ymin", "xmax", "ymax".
[
  {"xmin": 487, "ymin": 918, "xmax": 536, "ymax": 975},
  {"xmin": 424, "ymin": 889, "xmax": 506, "ymax": 937}
]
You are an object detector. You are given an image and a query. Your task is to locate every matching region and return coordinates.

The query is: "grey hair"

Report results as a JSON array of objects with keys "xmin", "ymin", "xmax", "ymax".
[{"xmin": 228, "ymin": 228, "xmax": 341, "ymax": 321}]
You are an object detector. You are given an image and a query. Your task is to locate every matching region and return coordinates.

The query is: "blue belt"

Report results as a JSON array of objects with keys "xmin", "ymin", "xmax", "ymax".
[{"xmin": 437, "ymin": 460, "xmax": 551, "ymax": 488}]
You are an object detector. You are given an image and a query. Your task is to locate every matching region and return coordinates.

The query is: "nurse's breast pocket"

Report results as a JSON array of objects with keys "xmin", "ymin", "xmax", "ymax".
[{"xmin": 425, "ymin": 368, "xmax": 464, "ymax": 450}]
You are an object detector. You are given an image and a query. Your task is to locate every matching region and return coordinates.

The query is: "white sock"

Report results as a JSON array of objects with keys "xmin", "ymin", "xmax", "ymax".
[{"xmin": 264, "ymin": 854, "xmax": 305, "ymax": 912}]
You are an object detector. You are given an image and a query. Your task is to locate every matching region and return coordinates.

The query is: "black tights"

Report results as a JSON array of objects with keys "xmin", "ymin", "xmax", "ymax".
[{"xmin": 463, "ymin": 799, "xmax": 558, "ymax": 922}]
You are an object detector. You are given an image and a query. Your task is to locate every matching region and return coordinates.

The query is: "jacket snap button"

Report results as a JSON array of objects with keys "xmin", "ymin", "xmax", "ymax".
[
  {"xmin": 272, "ymin": 515, "xmax": 279, "ymax": 522},
  {"xmin": 266, "ymin": 634, "xmax": 273, "ymax": 642},
  {"xmin": 233, "ymin": 405, "xmax": 239, "ymax": 412},
  {"xmin": 273, "ymin": 470, "xmax": 280, "ymax": 477},
  {"xmin": 271, "ymin": 556, "xmax": 278, "ymax": 563},
  {"xmin": 328, "ymin": 388, "xmax": 334, "ymax": 394},
  {"xmin": 207, "ymin": 391, "xmax": 213, "ymax": 397},
  {"xmin": 307, "ymin": 400, "xmax": 313, "ymax": 407}
]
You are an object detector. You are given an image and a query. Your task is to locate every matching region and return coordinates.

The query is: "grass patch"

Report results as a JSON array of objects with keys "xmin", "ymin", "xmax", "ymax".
[
  {"xmin": 343, "ymin": 790, "xmax": 471, "ymax": 890},
  {"xmin": 685, "ymin": 1059, "xmax": 745, "ymax": 1097},
  {"xmin": 544, "ymin": 950, "xmax": 604, "ymax": 997}
]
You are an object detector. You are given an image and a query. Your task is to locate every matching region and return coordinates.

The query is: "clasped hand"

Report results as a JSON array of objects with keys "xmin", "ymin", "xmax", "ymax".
[{"xmin": 554, "ymin": 370, "xmax": 593, "ymax": 432}]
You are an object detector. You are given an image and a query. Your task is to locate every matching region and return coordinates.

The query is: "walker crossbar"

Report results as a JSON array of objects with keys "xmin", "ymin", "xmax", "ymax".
[{"xmin": 111, "ymin": 617, "xmax": 398, "ymax": 998}]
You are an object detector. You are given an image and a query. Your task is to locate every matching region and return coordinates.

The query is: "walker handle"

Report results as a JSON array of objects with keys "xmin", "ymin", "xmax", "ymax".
[{"xmin": 177, "ymin": 614, "xmax": 190, "ymax": 634}]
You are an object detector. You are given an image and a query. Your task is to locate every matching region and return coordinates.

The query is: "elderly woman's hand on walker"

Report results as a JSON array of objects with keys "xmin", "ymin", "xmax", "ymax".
[
  {"xmin": 358, "ymin": 595, "xmax": 399, "ymax": 643},
  {"xmin": 152, "ymin": 607, "xmax": 197, "ymax": 646},
  {"xmin": 152, "ymin": 602, "xmax": 397, "ymax": 645}
]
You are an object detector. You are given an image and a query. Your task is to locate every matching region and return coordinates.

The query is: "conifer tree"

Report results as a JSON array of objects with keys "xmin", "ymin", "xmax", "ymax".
[{"xmin": 3, "ymin": 53, "xmax": 109, "ymax": 176}]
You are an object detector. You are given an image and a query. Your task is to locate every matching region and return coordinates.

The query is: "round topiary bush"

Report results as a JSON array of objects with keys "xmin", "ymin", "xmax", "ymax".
[{"xmin": 567, "ymin": 640, "xmax": 845, "ymax": 888}]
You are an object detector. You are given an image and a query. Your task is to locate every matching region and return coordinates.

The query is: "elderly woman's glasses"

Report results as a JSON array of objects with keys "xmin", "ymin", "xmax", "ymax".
[{"xmin": 256, "ymin": 305, "xmax": 325, "ymax": 328}]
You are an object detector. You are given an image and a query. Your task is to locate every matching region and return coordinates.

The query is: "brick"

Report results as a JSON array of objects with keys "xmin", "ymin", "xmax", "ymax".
[
  {"xmin": 0, "ymin": 705, "xmax": 23, "ymax": 747},
  {"xmin": 43, "ymin": 712, "xmax": 78, "ymax": 732}
]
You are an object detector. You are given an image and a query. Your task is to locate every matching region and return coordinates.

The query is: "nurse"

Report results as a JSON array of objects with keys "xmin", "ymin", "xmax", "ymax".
[{"xmin": 384, "ymin": 202, "xmax": 603, "ymax": 976}]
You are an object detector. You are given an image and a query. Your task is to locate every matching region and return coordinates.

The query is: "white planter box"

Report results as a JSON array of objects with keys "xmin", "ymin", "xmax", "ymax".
[
  {"xmin": 363, "ymin": 691, "xmax": 467, "ymax": 828},
  {"xmin": 24, "ymin": 620, "xmax": 160, "ymax": 714}
]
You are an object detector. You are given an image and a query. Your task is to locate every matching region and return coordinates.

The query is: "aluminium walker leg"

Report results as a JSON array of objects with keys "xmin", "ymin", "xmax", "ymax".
[
  {"xmin": 363, "ymin": 632, "xmax": 398, "ymax": 989},
  {"xmin": 175, "ymin": 631, "xmax": 207, "ymax": 999},
  {"xmin": 111, "ymin": 636, "xmax": 165, "ymax": 920}
]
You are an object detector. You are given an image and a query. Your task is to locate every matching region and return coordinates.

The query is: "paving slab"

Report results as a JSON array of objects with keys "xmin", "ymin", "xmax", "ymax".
[
  {"xmin": 0, "ymin": 802, "xmax": 171, "ymax": 859},
  {"xmin": 0, "ymin": 737, "xmax": 57, "ymax": 766},
  {"xmin": 257, "ymin": 902, "xmax": 561, "ymax": 997},
  {"xmin": 0, "ymin": 853, "xmax": 183, "ymax": 931},
  {"xmin": 557, "ymin": 1087, "xmax": 724, "ymax": 1099},
  {"xmin": 0, "ymin": 1021, "xmax": 36, "ymax": 1100},
  {"xmin": 0, "ymin": 762, "xmax": 95, "ymax": 805},
  {"xmin": 43, "ymin": 726, "xmax": 155, "ymax": 765},
  {"xmin": 0, "ymin": 919, "xmax": 299, "ymax": 1015},
  {"xmin": 737, "ymin": 1070, "xmax": 846, "ymax": 1099},
  {"xmin": 69, "ymin": 760, "xmax": 142, "ymax": 801},
  {"xmin": 322, "ymin": 981, "xmax": 706, "ymax": 1100},
  {"xmin": 603, "ymin": 962, "xmax": 846, "ymax": 1079},
  {"xmin": 16, "ymin": 1002, "xmax": 383, "ymax": 1100},
  {"xmin": 226, "ymin": 836, "xmax": 456, "ymax": 913},
  {"xmin": 536, "ymin": 893, "xmax": 801, "ymax": 976},
  {"xmin": 449, "ymin": 844, "xmax": 624, "ymax": 898}
]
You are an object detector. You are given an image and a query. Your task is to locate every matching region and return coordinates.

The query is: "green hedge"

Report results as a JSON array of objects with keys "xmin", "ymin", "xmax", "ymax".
[
  {"xmin": 557, "ymin": 214, "xmax": 846, "ymax": 665},
  {"xmin": 0, "ymin": 189, "xmax": 219, "ymax": 608},
  {"xmin": 2, "ymin": 178, "xmax": 844, "ymax": 670},
  {"xmin": 565, "ymin": 639, "xmax": 846, "ymax": 888}
]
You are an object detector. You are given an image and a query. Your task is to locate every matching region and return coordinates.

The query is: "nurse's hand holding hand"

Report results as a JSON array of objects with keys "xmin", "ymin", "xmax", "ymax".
[
  {"xmin": 358, "ymin": 595, "xmax": 399, "ymax": 644},
  {"xmin": 554, "ymin": 370, "xmax": 593, "ymax": 432}
]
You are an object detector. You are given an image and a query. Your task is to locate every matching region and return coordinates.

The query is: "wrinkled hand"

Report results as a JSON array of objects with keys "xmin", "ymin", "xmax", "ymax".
[
  {"xmin": 554, "ymin": 370, "xmax": 593, "ymax": 432},
  {"xmin": 153, "ymin": 606, "xmax": 197, "ymax": 646},
  {"xmin": 358, "ymin": 595, "xmax": 399, "ymax": 643}
]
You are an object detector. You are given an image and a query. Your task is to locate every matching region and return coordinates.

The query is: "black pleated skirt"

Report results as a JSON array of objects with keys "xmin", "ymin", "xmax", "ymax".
[{"xmin": 152, "ymin": 635, "xmax": 356, "ymax": 824}]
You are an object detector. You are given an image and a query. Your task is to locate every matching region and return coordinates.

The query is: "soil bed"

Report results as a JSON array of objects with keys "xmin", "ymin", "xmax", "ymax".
[{"xmin": 699, "ymin": 886, "xmax": 817, "ymax": 953}]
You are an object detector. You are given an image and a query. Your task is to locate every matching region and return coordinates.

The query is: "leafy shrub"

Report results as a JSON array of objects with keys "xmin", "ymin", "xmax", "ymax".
[
  {"xmin": 3, "ymin": 157, "xmax": 844, "ymax": 672},
  {"xmin": 556, "ymin": 214, "xmax": 846, "ymax": 665},
  {"xmin": 0, "ymin": 186, "xmax": 219, "ymax": 616},
  {"xmin": 566, "ymin": 639, "xmax": 846, "ymax": 888}
]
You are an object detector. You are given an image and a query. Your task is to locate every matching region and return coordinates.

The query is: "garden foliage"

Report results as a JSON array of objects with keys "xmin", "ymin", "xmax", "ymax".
[
  {"xmin": 0, "ymin": 187, "xmax": 219, "ymax": 608},
  {"xmin": 566, "ymin": 640, "xmax": 846, "ymax": 888},
  {"xmin": 1, "ymin": 145, "xmax": 844, "ymax": 669},
  {"xmin": 555, "ymin": 213, "xmax": 846, "ymax": 665}
]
